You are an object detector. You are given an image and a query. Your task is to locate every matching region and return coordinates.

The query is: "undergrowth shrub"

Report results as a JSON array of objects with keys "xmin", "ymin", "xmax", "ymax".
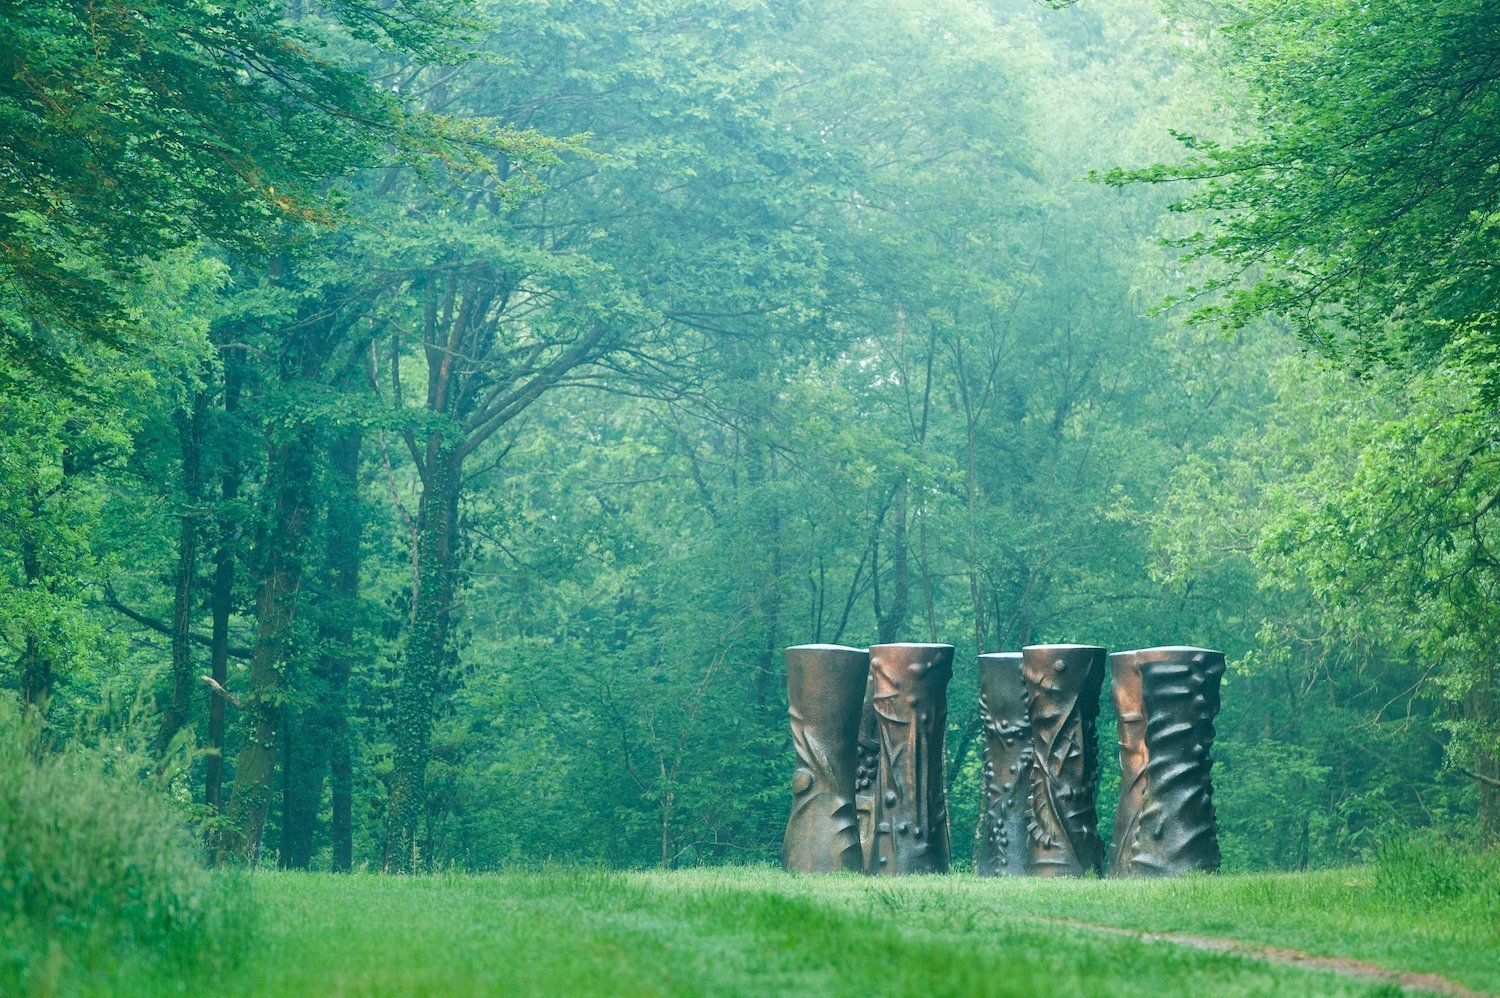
[{"xmin": 0, "ymin": 697, "xmax": 255, "ymax": 994}]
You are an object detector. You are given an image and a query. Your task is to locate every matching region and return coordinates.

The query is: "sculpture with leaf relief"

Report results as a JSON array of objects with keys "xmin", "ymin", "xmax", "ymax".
[
  {"xmin": 1022, "ymin": 644, "xmax": 1106, "ymax": 877},
  {"xmin": 781, "ymin": 644, "xmax": 870, "ymax": 873}
]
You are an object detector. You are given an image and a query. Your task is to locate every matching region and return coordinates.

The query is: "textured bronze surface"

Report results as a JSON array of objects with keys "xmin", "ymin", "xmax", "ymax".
[
  {"xmin": 1022, "ymin": 644, "xmax": 1106, "ymax": 877},
  {"xmin": 870, "ymin": 642, "xmax": 955, "ymax": 875},
  {"xmin": 974, "ymin": 652, "xmax": 1031, "ymax": 876},
  {"xmin": 1107, "ymin": 650, "xmax": 1149, "ymax": 877},
  {"xmin": 1127, "ymin": 646, "xmax": 1226, "ymax": 876},
  {"xmin": 782, "ymin": 644, "xmax": 870, "ymax": 873},
  {"xmin": 854, "ymin": 672, "xmax": 879, "ymax": 872}
]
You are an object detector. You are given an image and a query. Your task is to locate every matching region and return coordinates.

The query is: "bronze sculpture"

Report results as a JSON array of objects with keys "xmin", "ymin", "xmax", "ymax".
[
  {"xmin": 974, "ymin": 652, "xmax": 1032, "ymax": 876},
  {"xmin": 1115, "ymin": 646, "xmax": 1226, "ymax": 876},
  {"xmin": 1107, "ymin": 649, "xmax": 1149, "ymax": 877},
  {"xmin": 854, "ymin": 674, "xmax": 879, "ymax": 871},
  {"xmin": 870, "ymin": 642, "xmax": 955, "ymax": 874},
  {"xmin": 781, "ymin": 644, "xmax": 870, "ymax": 873},
  {"xmin": 1022, "ymin": 644, "xmax": 1106, "ymax": 877}
]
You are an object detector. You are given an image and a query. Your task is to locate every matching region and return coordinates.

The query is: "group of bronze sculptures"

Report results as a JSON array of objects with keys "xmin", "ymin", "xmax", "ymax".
[{"xmin": 781, "ymin": 643, "xmax": 1225, "ymax": 877}]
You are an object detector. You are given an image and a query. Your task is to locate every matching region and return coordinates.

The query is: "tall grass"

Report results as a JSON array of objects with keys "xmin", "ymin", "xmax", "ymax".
[
  {"xmin": 0, "ymin": 697, "xmax": 254, "ymax": 995},
  {"xmin": 1373, "ymin": 831, "xmax": 1500, "ymax": 911}
]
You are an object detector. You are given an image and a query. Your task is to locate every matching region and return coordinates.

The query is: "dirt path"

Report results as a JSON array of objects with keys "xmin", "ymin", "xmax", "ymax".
[{"xmin": 1040, "ymin": 918, "xmax": 1493, "ymax": 997}]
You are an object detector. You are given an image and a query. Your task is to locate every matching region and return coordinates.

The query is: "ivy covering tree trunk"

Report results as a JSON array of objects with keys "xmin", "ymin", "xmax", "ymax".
[
  {"xmin": 220, "ymin": 425, "xmax": 318, "ymax": 864},
  {"xmin": 324, "ymin": 427, "xmax": 363, "ymax": 873},
  {"xmin": 385, "ymin": 450, "xmax": 461, "ymax": 870}
]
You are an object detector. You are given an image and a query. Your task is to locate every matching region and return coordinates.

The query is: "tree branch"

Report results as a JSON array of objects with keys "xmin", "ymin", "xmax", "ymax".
[
  {"xmin": 103, "ymin": 584, "xmax": 252, "ymax": 660},
  {"xmin": 199, "ymin": 674, "xmax": 243, "ymax": 709},
  {"xmin": 1456, "ymin": 764, "xmax": 1500, "ymax": 790}
]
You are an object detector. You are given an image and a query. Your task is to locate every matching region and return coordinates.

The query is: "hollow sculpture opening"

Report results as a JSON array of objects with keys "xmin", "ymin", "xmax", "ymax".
[
  {"xmin": 1107, "ymin": 649, "xmax": 1150, "ymax": 877},
  {"xmin": 854, "ymin": 671, "xmax": 879, "ymax": 871}
]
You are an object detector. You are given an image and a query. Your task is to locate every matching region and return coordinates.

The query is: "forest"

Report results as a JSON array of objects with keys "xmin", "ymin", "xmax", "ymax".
[{"xmin": 3, "ymin": 0, "xmax": 1499, "ymax": 992}]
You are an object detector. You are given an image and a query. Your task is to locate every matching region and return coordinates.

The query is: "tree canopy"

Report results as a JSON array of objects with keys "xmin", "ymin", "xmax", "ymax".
[
  {"xmin": 0, "ymin": 0, "xmax": 535, "ymax": 385},
  {"xmin": 1117, "ymin": 0, "xmax": 1500, "ymax": 369}
]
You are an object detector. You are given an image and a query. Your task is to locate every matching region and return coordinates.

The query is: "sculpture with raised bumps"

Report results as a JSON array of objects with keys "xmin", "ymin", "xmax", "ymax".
[
  {"xmin": 870, "ymin": 642, "xmax": 955, "ymax": 875},
  {"xmin": 974, "ymin": 652, "xmax": 1032, "ymax": 876},
  {"xmin": 1119, "ymin": 646, "xmax": 1226, "ymax": 876}
]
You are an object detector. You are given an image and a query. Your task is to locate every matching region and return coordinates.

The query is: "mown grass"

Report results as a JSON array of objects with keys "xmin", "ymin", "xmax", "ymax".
[
  {"xmin": 13, "ymin": 694, "xmax": 1488, "ymax": 996},
  {"xmin": 10, "ymin": 699, "xmax": 1492, "ymax": 998},
  {"xmin": 85, "ymin": 858, "xmax": 1494, "ymax": 997}
]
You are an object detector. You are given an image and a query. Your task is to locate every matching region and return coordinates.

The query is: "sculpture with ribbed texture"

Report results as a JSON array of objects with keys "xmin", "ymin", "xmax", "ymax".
[{"xmin": 1123, "ymin": 646, "xmax": 1226, "ymax": 876}]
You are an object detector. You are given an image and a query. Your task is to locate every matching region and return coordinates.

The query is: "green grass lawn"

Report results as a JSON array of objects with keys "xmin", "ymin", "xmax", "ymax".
[{"xmin": 86, "ymin": 864, "xmax": 1496, "ymax": 997}]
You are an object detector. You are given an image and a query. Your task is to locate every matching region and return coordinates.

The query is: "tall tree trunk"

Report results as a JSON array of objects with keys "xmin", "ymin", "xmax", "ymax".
[
  {"xmin": 279, "ymin": 696, "xmax": 330, "ymax": 869},
  {"xmin": 874, "ymin": 480, "xmax": 910, "ymax": 644},
  {"xmin": 742, "ymin": 431, "xmax": 781, "ymax": 714},
  {"xmin": 324, "ymin": 427, "xmax": 363, "ymax": 872},
  {"xmin": 219, "ymin": 424, "xmax": 318, "ymax": 865},
  {"xmin": 956, "ymin": 355, "xmax": 988, "ymax": 656},
  {"xmin": 282, "ymin": 427, "xmax": 364, "ymax": 870},
  {"xmin": 205, "ymin": 357, "xmax": 242, "ymax": 812},
  {"xmin": 761, "ymin": 521, "xmax": 782, "ymax": 712},
  {"xmin": 384, "ymin": 447, "xmax": 460, "ymax": 871},
  {"xmin": 917, "ymin": 516, "xmax": 938, "ymax": 643},
  {"xmin": 19, "ymin": 491, "xmax": 49, "ymax": 709},
  {"xmin": 329, "ymin": 706, "xmax": 354, "ymax": 872},
  {"xmin": 280, "ymin": 708, "xmax": 302, "ymax": 863},
  {"xmin": 157, "ymin": 392, "xmax": 207, "ymax": 757}
]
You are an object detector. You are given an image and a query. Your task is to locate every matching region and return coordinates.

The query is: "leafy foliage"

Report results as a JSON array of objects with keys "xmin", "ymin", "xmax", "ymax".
[
  {"xmin": 1123, "ymin": 0, "xmax": 1500, "ymax": 840},
  {"xmin": 0, "ymin": 0, "xmax": 538, "ymax": 385},
  {"xmin": 1112, "ymin": 0, "xmax": 1500, "ymax": 365}
]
